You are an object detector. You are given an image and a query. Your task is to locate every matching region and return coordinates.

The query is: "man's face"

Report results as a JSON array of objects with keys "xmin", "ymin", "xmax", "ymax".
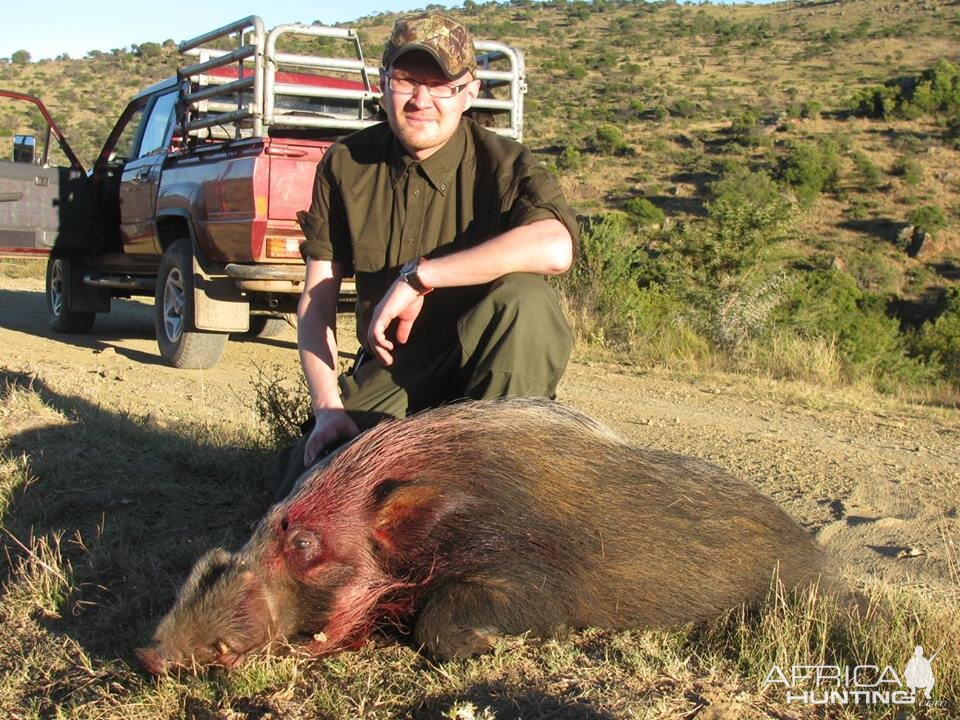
[{"xmin": 381, "ymin": 51, "xmax": 480, "ymax": 161}]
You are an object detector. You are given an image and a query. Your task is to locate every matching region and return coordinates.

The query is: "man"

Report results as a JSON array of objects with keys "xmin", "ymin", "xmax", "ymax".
[{"xmin": 275, "ymin": 11, "xmax": 577, "ymax": 496}]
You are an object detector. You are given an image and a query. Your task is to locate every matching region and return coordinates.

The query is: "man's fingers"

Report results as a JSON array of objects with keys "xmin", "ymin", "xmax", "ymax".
[{"xmin": 396, "ymin": 318, "xmax": 413, "ymax": 345}]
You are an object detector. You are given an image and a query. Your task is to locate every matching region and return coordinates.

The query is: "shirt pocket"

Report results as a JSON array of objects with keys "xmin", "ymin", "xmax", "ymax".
[{"xmin": 351, "ymin": 243, "xmax": 388, "ymax": 274}]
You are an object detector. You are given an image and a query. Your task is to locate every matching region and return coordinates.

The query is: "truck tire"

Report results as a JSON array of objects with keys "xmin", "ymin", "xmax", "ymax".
[
  {"xmin": 155, "ymin": 239, "xmax": 227, "ymax": 369},
  {"xmin": 46, "ymin": 256, "xmax": 96, "ymax": 333},
  {"xmin": 245, "ymin": 315, "xmax": 291, "ymax": 339}
]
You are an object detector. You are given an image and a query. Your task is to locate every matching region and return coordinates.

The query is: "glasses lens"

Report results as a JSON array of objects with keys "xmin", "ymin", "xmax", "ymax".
[
  {"xmin": 389, "ymin": 76, "xmax": 416, "ymax": 94},
  {"xmin": 427, "ymin": 84, "xmax": 457, "ymax": 98}
]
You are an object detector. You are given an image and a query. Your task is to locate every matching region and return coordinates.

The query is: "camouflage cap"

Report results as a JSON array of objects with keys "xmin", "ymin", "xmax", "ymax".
[{"xmin": 382, "ymin": 11, "xmax": 477, "ymax": 80}]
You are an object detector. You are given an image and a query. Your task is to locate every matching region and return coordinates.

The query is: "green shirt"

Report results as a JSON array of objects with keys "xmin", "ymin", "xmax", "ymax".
[{"xmin": 298, "ymin": 117, "xmax": 578, "ymax": 348}]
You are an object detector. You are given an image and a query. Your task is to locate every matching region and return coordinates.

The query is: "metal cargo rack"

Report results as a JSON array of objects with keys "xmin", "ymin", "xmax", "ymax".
[{"xmin": 177, "ymin": 16, "xmax": 527, "ymax": 142}]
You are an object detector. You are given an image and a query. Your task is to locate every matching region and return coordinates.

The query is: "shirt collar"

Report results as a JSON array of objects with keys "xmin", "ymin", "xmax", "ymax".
[{"xmin": 389, "ymin": 120, "xmax": 466, "ymax": 196}]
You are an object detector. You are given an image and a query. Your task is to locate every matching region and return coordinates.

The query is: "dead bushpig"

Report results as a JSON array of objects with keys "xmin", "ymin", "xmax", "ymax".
[{"xmin": 137, "ymin": 397, "xmax": 826, "ymax": 672}]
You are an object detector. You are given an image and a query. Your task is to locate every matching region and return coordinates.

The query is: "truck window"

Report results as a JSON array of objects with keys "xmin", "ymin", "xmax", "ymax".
[
  {"xmin": 138, "ymin": 92, "xmax": 178, "ymax": 157},
  {"xmin": 114, "ymin": 106, "xmax": 146, "ymax": 163}
]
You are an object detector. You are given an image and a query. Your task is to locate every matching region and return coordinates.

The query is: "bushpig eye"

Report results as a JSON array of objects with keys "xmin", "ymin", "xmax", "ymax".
[{"xmin": 285, "ymin": 528, "xmax": 324, "ymax": 568}]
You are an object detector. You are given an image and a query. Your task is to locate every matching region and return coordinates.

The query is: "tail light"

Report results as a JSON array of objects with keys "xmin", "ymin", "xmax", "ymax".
[{"xmin": 265, "ymin": 236, "xmax": 302, "ymax": 259}]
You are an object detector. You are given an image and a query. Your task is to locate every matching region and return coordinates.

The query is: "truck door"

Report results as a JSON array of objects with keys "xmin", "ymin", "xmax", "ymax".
[
  {"xmin": 118, "ymin": 90, "xmax": 177, "ymax": 258},
  {"xmin": 0, "ymin": 91, "xmax": 90, "ymax": 257}
]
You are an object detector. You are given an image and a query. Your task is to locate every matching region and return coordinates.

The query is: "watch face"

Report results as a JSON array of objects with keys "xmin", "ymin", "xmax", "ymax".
[{"xmin": 400, "ymin": 258, "xmax": 429, "ymax": 294}]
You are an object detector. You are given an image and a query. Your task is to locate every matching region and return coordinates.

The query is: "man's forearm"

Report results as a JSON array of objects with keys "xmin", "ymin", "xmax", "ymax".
[
  {"xmin": 298, "ymin": 261, "xmax": 345, "ymax": 411},
  {"xmin": 416, "ymin": 218, "xmax": 572, "ymax": 290},
  {"xmin": 298, "ymin": 324, "xmax": 342, "ymax": 411}
]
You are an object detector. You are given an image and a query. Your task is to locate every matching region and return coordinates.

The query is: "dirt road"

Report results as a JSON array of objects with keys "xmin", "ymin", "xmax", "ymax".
[{"xmin": 1, "ymin": 274, "xmax": 958, "ymax": 590}]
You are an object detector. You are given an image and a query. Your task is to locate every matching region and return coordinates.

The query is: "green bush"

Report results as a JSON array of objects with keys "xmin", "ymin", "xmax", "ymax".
[
  {"xmin": 556, "ymin": 144, "xmax": 584, "ymax": 171},
  {"xmin": 850, "ymin": 59, "xmax": 960, "ymax": 119},
  {"xmin": 800, "ymin": 100, "xmax": 822, "ymax": 119},
  {"xmin": 729, "ymin": 111, "xmax": 764, "ymax": 147},
  {"xmin": 915, "ymin": 288, "xmax": 960, "ymax": 386},
  {"xmin": 907, "ymin": 204, "xmax": 948, "ymax": 236},
  {"xmin": 670, "ymin": 98, "xmax": 698, "ymax": 118},
  {"xmin": 850, "ymin": 150, "xmax": 883, "ymax": 190},
  {"xmin": 779, "ymin": 140, "xmax": 840, "ymax": 206},
  {"xmin": 772, "ymin": 269, "xmax": 931, "ymax": 386},
  {"xmin": 893, "ymin": 156, "xmax": 923, "ymax": 186},
  {"xmin": 623, "ymin": 197, "xmax": 665, "ymax": 227},
  {"xmin": 558, "ymin": 213, "xmax": 650, "ymax": 343},
  {"xmin": 592, "ymin": 124, "xmax": 631, "ymax": 155}
]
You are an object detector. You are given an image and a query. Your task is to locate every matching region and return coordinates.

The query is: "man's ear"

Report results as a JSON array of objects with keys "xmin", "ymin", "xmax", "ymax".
[
  {"xmin": 378, "ymin": 67, "xmax": 389, "ymax": 110},
  {"xmin": 462, "ymin": 78, "xmax": 482, "ymax": 111},
  {"xmin": 370, "ymin": 480, "xmax": 463, "ymax": 557}
]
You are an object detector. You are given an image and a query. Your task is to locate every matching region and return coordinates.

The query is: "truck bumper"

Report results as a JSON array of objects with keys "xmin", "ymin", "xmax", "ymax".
[{"xmin": 224, "ymin": 263, "xmax": 355, "ymax": 296}]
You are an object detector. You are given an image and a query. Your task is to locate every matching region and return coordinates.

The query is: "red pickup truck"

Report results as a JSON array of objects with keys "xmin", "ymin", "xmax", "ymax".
[{"xmin": 0, "ymin": 16, "xmax": 526, "ymax": 368}]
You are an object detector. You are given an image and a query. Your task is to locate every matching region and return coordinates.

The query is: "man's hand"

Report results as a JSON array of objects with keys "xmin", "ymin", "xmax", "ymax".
[
  {"xmin": 367, "ymin": 279, "xmax": 425, "ymax": 366},
  {"xmin": 304, "ymin": 408, "xmax": 360, "ymax": 466}
]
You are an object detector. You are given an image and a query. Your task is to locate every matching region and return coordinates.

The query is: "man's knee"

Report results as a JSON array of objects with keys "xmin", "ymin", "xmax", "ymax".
[
  {"xmin": 474, "ymin": 273, "xmax": 571, "ymax": 341},
  {"xmin": 459, "ymin": 272, "xmax": 573, "ymax": 380}
]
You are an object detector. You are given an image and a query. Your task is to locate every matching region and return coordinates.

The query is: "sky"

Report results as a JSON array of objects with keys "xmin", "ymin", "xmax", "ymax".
[{"xmin": 1, "ymin": 0, "xmax": 774, "ymax": 62}]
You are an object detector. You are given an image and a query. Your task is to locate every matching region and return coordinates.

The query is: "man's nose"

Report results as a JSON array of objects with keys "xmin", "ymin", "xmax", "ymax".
[{"xmin": 408, "ymin": 82, "xmax": 434, "ymax": 107}]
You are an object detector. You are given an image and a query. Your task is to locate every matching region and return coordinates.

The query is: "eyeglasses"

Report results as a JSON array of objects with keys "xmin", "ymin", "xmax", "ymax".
[{"xmin": 385, "ymin": 73, "xmax": 471, "ymax": 99}]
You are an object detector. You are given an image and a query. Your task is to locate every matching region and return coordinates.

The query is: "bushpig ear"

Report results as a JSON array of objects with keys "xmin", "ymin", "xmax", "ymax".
[{"xmin": 371, "ymin": 481, "xmax": 458, "ymax": 556}]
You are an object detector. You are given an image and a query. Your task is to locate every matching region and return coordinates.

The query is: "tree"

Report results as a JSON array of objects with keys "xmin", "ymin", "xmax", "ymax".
[{"xmin": 11, "ymin": 50, "xmax": 31, "ymax": 65}]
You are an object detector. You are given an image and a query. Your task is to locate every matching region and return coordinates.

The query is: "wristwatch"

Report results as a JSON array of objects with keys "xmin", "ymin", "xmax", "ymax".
[{"xmin": 398, "ymin": 257, "xmax": 433, "ymax": 295}]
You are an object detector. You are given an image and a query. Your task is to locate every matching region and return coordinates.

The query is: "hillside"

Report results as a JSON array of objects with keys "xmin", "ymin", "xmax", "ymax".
[{"xmin": 1, "ymin": 0, "xmax": 959, "ymax": 391}]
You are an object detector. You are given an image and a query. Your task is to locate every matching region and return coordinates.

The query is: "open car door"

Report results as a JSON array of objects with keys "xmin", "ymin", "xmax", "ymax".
[{"xmin": 0, "ymin": 90, "xmax": 91, "ymax": 257}]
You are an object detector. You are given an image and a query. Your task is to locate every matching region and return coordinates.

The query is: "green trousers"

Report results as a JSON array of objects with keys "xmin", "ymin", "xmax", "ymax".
[{"xmin": 269, "ymin": 273, "xmax": 573, "ymax": 499}]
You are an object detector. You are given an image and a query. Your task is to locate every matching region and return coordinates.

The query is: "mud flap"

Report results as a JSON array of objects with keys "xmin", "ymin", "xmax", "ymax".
[
  {"xmin": 65, "ymin": 259, "xmax": 110, "ymax": 313},
  {"xmin": 192, "ymin": 255, "xmax": 249, "ymax": 332}
]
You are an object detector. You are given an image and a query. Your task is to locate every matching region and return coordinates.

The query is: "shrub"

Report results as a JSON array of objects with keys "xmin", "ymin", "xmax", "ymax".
[
  {"xmin": 771, "ymin": 270, "xmax": 930, "ymax": 386},
  {"xmin": 907, "ymin": 205, "xmax": 948, "ymax": 237},
  {"xmin": 800, "ymin": 100, "xmax": 822, "ymax": 119},
  {"xmin": 779, "ymin": 140, "xmax": 840, "ymax": 206},
  {"xmin": 592, "ymin": 124, "xmax": 631, "ymax": 155},
  {"xmin": 556, "ymin": 144, "xmax": 584, "ymax": 171},
  {"xmin": 915, "ymin": 288, "xmax": 960, "ymax": 386},
  {"xmin": 623, "ymin": 197, "xmax": 665, "ymax": 227},
  {"xmin": 557, "ymin": 213, "xmax": 650, "ymax": 344},
  {"xmin": 849, "ymin": 59, "xmax": 960, "ymax": 119},
  {"xmin": 11, "ymin": 50, "xmax": 31, "ymax": 65},
  {"xmin": 670, "ymin": 98, "xmax": 698, "ymax": 118},
  {"xmin": 893, "ymin": 156, "xmax": 923, "ymax": 186},
  {"xmin": 850, "ymin": 150, "xmax": 883, "ymax": 190},
  {"xmin": 729, "ymin": 111, "xmax": 764, "ymax": 146}
]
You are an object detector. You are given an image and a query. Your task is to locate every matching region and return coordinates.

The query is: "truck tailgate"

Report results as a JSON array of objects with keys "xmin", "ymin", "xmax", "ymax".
[{"xmin": 267, "ymin": 141, "xmax": 329, "ymax": 221}]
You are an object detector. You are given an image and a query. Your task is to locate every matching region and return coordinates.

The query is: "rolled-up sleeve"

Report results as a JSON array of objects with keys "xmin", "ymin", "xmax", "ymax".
[
  {"xmin": 298, "ymin": 152, "xmax": 353, "ymax": 274},
  {"xmin": 506, "ymin": 159, "xmax": 579, "ymax": 246}
]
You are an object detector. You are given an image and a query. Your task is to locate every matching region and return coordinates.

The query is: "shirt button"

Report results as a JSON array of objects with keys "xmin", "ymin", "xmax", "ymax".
[
  {"xmin": 413, "ymin": 189, "xmax": 421, "ymax": 197},
  {"xmin": 440, "ymin": 183, "xmax": 447, "ymax": 191}
]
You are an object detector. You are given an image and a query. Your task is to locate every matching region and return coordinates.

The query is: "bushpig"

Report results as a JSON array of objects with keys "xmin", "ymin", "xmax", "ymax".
[{"xmin": 136, "ymin": 397, "xmax": 826, "ymax": 672}]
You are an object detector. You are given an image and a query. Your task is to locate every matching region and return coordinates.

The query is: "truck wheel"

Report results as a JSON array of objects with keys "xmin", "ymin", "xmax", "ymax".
[
  {"xmin": 46, "ymin": 256, "xmax": 96, "ymax": 333},
  {"xmin": 155, "ymin": 239, "xmax": 227, "ymax": 369},
  {"xmin": 245, "ymin": 315, "xmax": 291, "ymax": 338}
]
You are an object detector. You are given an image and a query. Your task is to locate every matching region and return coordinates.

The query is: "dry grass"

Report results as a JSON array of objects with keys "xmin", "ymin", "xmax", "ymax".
[{"xmin": 0, "ymin": 258, "xmax": 45, "ymax": 280}]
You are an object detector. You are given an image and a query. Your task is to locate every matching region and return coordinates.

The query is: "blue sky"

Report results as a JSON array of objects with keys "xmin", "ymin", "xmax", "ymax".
[{"xmin": 2, "ymin": 0, "xmax": 775, "ymax": 62}]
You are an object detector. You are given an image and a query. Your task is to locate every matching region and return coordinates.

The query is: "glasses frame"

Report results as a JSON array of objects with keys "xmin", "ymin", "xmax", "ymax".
[{"xmin": 384, "ymin": 72, "xmax": 473, "ymax": 99}]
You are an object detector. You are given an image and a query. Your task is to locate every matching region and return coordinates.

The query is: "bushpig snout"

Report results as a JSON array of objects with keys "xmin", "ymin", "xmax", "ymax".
[{"xmin": 136, "ymin": 548, "xmax": 279, "ymax": 673}]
